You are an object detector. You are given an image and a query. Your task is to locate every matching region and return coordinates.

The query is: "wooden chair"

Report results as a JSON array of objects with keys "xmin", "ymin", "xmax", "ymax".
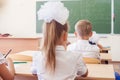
[{"xmin": 83, "ymin": 57, "xmax": 101, "ymax": 64}]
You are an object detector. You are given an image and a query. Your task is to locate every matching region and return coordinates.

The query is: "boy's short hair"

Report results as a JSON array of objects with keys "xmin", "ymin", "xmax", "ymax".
[{"xmin": 75, "ymin": 20, "xmax": 92, "ymax": 37}]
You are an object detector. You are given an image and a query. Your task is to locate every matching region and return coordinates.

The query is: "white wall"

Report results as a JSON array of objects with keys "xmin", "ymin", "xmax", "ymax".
[
  {"xmin": 108, "ymin": 35, "xmax": 120, "ymax": 61},
  {"xmin": 99, "ymin": 35, "xmax": 120, "ymax": 61},
  {"xmin": 0, "ymin": 0, "xmax": 36, "ymax": 36}
]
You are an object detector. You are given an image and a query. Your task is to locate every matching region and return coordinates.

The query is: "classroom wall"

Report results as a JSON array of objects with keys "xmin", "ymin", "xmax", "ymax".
[
  {"xmin": 0, "ymin": 0, "xmax": 62, "ymax": 36},
  {"xmin": 108, "ymin": 35, "xmax": 120, "ymax": 61},
  {"xmin": 0, "ymin": 0, "xmax": 36, "ymax": 36},
  {"xmin": 99, "ymin": 35, "xmax": 120, "ymax": 61},
  {"xmin": 0, "ymin": 0, "xmax": 120, "ymax": 61}
]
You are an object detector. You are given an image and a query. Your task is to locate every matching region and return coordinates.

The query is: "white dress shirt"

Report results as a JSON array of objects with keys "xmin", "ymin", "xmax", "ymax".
[
  {"xmin": 89, "ymin": 31, "xmax": 100, "ymax": 44},
  {"xmin": 31, "ymin": 46, "xmax": 87, "ymax": 80},
  {"xmin": 67, "ymin": 40, "xmax": 100, "ymax": 59},
  {"xmin": 0, "ymin": 53, "xmax": 5, "ymax": 64}
]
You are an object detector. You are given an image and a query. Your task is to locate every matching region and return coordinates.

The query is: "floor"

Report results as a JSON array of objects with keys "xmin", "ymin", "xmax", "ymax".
[{"xmin": 113, "ymin": 62, "xmax": 120, "ymax": 75}]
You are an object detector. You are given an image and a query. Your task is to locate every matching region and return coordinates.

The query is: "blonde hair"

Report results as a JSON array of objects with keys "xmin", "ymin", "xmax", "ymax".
[
  {"xmin": 41, "ymin": 20, "xmax": 68, "ymax": 73},
  {"xmin": 75, "ymin": 20, "xmax": 92, "ymax": 37}
]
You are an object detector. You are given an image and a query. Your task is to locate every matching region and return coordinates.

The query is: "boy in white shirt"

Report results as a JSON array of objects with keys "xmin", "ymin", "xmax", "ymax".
[
  {"xmin": 89, "ymin": 31, "xmax": 103, "ymax": 49},
  {"xmin": 67, "ymin": 20, "xmax": 100, "ymax": 59}
]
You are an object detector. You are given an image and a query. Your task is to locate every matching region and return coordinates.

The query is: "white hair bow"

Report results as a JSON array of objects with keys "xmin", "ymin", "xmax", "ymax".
[{"xmin": 37, "ymin": 1, "xmax": 69, "ymax": 25}]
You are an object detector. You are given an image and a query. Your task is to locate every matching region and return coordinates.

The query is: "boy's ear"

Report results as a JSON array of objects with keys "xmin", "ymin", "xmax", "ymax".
[
  {"xmin": 89, "ymin": 31, "xmax": 93, "ymax": 37},
  {"xmin": 74, "ymin": 32, "xmax": 77, "ymax": 37},
  {"xmin": 63, "ymin": 32, "xmax": 67, "ymax": 41}
]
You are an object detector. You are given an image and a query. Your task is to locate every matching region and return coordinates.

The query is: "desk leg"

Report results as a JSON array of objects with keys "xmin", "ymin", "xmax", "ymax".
[{"xmin": 101, "ymin": 60, "xmax": 109, "ymax": 64}]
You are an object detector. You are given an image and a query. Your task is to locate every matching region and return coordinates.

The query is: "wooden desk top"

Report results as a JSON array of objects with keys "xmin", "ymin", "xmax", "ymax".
[
  {"xmin": 14, "ymin": 62, "xmax": 32, "ymax": 75},
  {"xmin": 15, "ymin": 51, "xmax": 37, "ymax": 57},
  {"xmin": 14, "ymin": 62, "xmax": 115, "ymax": 80},
  {"xmin": 102, "ymin": 47, "xmax": 111, "ymax": 51},
  {"xmin": 86, "ymin": 64, "xmax": 115, "ymax": 80},
  {"xmin": 77, "ymin": 64, "xmax": 115, "ymax": 80},
  {"xmin": 9, "ymin": 54, "xmax": 32, "ymax": 61},
  {"xmin": 14, "ymin": 62, "xmax": 38, "ymax": 80},
  {"xmin": 100, "ymin": 47, "xmax": 111, "ymax": 53}
]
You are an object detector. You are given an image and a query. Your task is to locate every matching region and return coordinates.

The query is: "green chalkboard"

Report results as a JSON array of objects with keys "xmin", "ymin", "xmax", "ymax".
[
  {"xmin": 114, "ymin": 0, "xmax": 120, "ymax": 34},
  {"xmin": 36, "ymin": 1, "xmax": 46, "ymax": 33},
  {"xmin": 36, "ymin": 0, "xmax": 111, "ymax": 33}
]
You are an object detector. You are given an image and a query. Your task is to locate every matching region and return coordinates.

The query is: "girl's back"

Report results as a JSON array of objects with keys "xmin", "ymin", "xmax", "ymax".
[{"xmin": 32, "ymin": 46, "xmax": 86, "ymax": 80}]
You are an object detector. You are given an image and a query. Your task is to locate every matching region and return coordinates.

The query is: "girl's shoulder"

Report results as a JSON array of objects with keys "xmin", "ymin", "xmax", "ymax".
[
  {"xmin": 66, "ymin": 50, "xmax": 82, "ymax": 60},
  {"xmin": 32, "ymin": 51, "xmax": 43, "ymax": 60}
]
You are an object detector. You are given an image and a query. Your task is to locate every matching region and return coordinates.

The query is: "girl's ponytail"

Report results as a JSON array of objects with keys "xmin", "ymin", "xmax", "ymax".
[{"xmin": 41, "ymin": 20, "xmax": 68, "ymax": 73}]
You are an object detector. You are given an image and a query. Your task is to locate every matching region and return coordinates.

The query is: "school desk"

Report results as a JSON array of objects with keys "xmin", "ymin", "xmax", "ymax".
[
  {"xmin": 0, "ymin": 36, "xmax": 40, "ymax": 54},
  {"xmin": 8, "ymin": 51, "xmax": 38, "ymax": 61},
  {"xmin": 100, "ymin": 47, "xmax": 111, "ymax": 53},
  {"xmin": 100, "ymin": 53, "xmax": 112, "ymax": 64},
  {"xmin": 100, "ymin": 53, "xmax": 112, "ymax": 61},
  {"xmin": 9, "ymin": 54, "xmax": 32, "ymax": 61},
  {"xmin": 14, "ymin": 62, "xmax": 37, "ymax": 80},
  {"xmin": 83, "ymin": 57, "xmax": 101, "ymax": 64},
  {"xmin": 14, "ymin": 62, "xmax": 115, "ymax": 80},
  {"xmin": 76, "ymin": 64, "xmax": 115, "ymax": 80},
  {"xmin": 9, "ymin": 51, "xmax": 112, "ymax": 63}
]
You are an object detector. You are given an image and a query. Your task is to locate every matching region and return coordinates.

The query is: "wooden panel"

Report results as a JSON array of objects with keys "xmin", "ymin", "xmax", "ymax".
[
  {"xmin": 100, "ymin": 53, "xmax": 112, "ymax": 61},
  {"xmin": 83, "ymin": 57, "xmax": 101, "ymax": 64},
  {"xmin": 0, "ymin": 37, "xmax": 40, "ymax": 54}
]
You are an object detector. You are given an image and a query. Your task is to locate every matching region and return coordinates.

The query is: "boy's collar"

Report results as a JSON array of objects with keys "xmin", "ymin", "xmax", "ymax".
[{"xmin": 56, "ymin": 45, "xmax": 65, "ymax": 51}]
